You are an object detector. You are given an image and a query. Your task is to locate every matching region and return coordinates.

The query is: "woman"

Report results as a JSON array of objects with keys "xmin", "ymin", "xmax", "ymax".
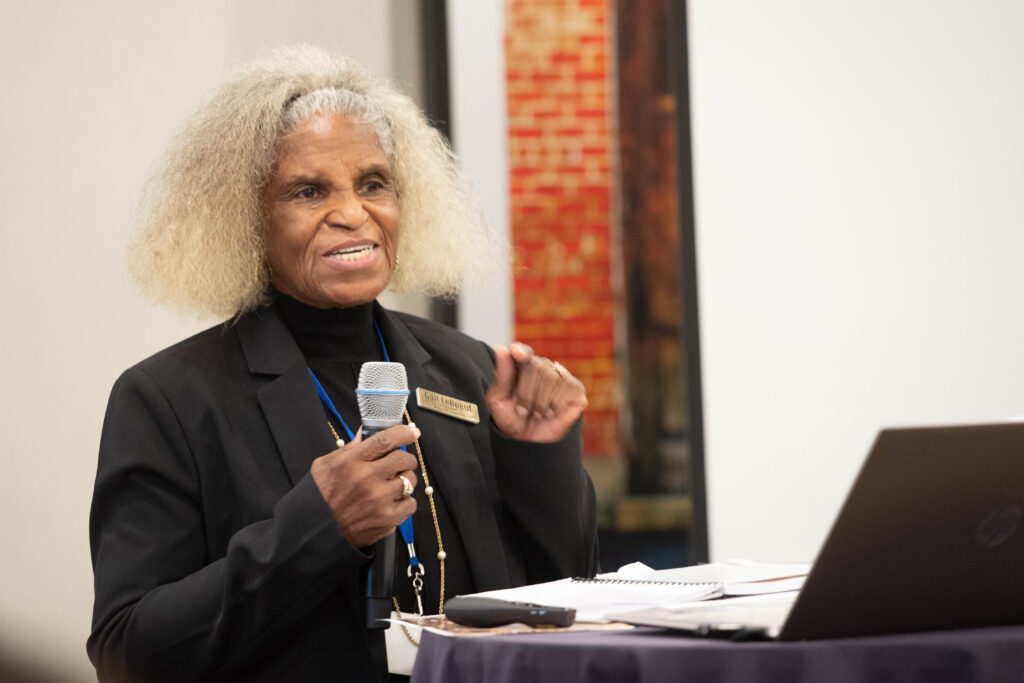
[{"xmin": 88, "ymin": 45, "xmax": 598, "ymax": 682}]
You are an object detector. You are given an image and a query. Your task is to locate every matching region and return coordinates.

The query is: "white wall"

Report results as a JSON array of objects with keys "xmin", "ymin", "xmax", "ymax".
[
  {"xmin": 448, "ymin": 0, "xmax": 513, "ymax": 348},
  {"xmin": 0, "ymin": 1, "xmax": 414, "ymax": 679},
  {"xmin": 688, "ymin": 0, "xmax": 1024, "ymax": 562}
]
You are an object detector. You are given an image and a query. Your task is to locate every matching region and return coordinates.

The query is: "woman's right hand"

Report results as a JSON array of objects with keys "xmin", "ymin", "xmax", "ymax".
[{"xmin": 311, "ymin": 424, "xmax": 420, "ymax": 548}]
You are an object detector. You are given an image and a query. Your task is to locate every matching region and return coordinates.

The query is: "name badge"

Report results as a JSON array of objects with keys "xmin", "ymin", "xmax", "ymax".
[{"xmin": 415, "ymin": 388, "xmax": 480, "ymax": 424}]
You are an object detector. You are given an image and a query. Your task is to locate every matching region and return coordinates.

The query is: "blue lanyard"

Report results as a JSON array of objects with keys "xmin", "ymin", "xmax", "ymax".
[{"xmin": 307, "ymin": 323, "xmax": 420, "ymax": 572}]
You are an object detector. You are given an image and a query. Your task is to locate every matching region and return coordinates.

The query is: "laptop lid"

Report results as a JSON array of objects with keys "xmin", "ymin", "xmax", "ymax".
[{"xmin": 778, "ymin": 421, "xmax": 1024, "ymax": 639}]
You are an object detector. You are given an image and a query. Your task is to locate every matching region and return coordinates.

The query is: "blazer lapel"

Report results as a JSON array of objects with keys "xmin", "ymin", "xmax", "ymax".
[
  {"xmin": 375, "ymin": 305, "xmax": 512, "ymax": 590},
  {"xmin": 236, "ymin": 307, "xmax": 336, "ymax": 485}
]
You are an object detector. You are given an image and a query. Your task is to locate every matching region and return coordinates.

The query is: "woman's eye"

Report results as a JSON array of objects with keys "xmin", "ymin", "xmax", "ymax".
[
  {"xmin": 360, "ymin": 177, "xmax": 395, "ymax": 196},
  {"xmin": 294, "ymin": 187, "xmax": 320, "ymax": 200}
]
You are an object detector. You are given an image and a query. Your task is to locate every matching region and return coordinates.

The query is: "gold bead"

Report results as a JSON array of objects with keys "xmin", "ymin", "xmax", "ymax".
[
  {"xmin": 437, "ymin": 550, "xmax": 446, "ymax": 560},
  {"xmin": 424, "ymin": 486, "xmax": 434, "ymax": 496},
  {"xmin": 336, "ymin": 438, "xmax": 345, "ymax": 448}
]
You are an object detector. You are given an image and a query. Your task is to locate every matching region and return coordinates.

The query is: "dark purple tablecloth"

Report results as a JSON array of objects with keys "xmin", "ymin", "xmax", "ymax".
[{"xmin": 410, "ymin": 625, "xmax": 1024, "ymax": 682}]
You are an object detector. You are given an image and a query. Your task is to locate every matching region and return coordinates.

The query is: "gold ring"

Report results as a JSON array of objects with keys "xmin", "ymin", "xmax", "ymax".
[{"xmin": 398, "ymin": 474, "xmax": 414, "ymax": 497}]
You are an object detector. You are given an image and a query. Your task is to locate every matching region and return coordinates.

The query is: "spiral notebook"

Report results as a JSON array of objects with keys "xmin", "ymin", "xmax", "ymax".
[{"xmin": 468, "ymin": 561, "xmax": 809, "ymax": 622}]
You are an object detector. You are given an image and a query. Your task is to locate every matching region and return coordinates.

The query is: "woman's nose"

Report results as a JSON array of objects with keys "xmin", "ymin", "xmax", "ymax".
[{"xmin": 324, "ymin": 190, "xmax": 369, "ymax": 229}]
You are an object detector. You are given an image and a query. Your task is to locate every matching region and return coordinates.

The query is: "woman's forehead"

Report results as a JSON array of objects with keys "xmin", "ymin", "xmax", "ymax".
[{"xmin": 274, "ymin": 112, "xmax": 389, "ymax": 170}]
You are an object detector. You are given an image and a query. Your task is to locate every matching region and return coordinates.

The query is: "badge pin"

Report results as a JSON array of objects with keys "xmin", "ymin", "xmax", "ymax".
[{"xmin": 415, "ymin": 388, "xmax": 480, "ymax": 424}]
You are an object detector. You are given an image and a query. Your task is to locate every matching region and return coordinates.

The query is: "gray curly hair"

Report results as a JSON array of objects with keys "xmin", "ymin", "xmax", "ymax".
[{"xmin": 128, "ymin": 44, "xmax": 506, "ymax": 317}]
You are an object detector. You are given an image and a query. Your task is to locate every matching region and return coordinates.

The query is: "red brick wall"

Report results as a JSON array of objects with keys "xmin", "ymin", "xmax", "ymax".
[{"xmin": 505, "ymin": 0, "xmax": 618, "ymax": 457}]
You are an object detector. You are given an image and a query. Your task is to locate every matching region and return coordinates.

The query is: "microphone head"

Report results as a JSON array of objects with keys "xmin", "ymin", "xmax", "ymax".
[{"xmin": 356, "ymin": 362, "xmax": 409, "ymax": 428}]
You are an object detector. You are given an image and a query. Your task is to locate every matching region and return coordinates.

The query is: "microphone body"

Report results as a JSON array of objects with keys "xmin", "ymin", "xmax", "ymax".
[{"xmin": 356, "ymin": 362, "xmax": 409, "ymax": 630}]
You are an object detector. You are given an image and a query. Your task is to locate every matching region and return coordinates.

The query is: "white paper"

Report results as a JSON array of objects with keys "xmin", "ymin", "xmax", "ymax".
[
  {"xmin": 458, "ymin": 560, "xmax": 810, "ymax": 622},
  {"xmin": 639, "ymin": 559, "xmax": 811, "ymax": 586},
  {"xmin": 469, "ymin": 577, "xmax": 717, "ymax": 622}
]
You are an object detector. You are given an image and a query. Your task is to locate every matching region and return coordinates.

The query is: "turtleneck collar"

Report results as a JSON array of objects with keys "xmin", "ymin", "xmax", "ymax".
[{"xmin": 273, "ymin": 291, "xmax": 380, "ymax": 361}]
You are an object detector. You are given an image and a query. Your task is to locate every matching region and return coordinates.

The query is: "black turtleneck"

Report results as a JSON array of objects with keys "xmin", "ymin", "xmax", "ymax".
[
  {"xmin": 273, "ymin": 292, "xmax": 474, "ymax": 617},
  {"xmin": 275, "ymin": 293, "xmax": 381, "ymax": 438}
]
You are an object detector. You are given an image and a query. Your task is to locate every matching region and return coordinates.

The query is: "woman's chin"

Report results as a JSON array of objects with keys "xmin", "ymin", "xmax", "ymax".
[{"xmin": 313, "ymin": 276, "xmax": 392, "ymax": 309}]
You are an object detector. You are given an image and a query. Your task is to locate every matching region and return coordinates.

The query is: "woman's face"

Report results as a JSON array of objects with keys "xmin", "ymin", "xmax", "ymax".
[{"xmin": 262, "ymin": 111, "xmax": 400, "ymax": 309}]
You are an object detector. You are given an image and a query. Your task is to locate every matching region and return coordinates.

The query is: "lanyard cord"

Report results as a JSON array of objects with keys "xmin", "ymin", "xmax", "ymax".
[
  {"xmin": 306, "ymin": 322, "xmax": 432, "ymax": 611},
  {"xmin": 308, "ymin": 371, "xmax": 357, "ymax": 443}
]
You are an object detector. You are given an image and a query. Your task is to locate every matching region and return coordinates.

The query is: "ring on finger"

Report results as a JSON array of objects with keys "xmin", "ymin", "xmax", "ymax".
[{"xmin": 398, "ymin": 474, "xmax": 414, "ymax": 497}]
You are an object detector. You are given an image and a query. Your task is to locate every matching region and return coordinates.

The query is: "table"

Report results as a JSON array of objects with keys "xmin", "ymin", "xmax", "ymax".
[{"xmin": 410, "ymin": 625, "xmax": 1024, "ymax": 682}]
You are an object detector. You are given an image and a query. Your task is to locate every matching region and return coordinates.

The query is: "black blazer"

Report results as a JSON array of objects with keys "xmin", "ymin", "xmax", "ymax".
[{"xmin": 88, "ymin": 303, "xmax": 598, "ymax": 682}]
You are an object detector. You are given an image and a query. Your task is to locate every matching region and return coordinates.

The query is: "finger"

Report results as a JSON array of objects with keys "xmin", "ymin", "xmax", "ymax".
[
  {"xmin": 354, "ymin": 424, "xmax": 421, "ymax": 461},
  {"xmin": 513, "ymin": 356, "xmax": 560, "ymax": 417},
  {"xmin": 488, "ymin": 344, "xmax": 517, "ymax": 400},
  {"xmin": 391, "ymin": 496, "xmax": 418, "ymax": 526},
  {"xmin": 508, "ymin": 341, "xmax": 534, "ymax": 365},
  {"xmin": 548, "ymin": 365, "xmax": 585, "ymax": 405},
  {"xmin": 532, "ymin": 361, "xmax": 565, "ymax": 419},
  {"xmin": 372, "ymin": 449, "xmax": 419, "ymax": 479},
  {"xmin": 547, "ymin": 362, "xmax": 577, "ymax": 417},
  {"xmin": 552, "ymin": 382, "xmax": 585, "ymax": 419},
  {"xmin": 550, "ymin": 375, "xmax": 588, "ymax": 419},
  {"xmin": 511, "ymin": 354, "xmax": 548, "ymax": 416},
  {"xmin": 372, "ymin": 494, "xmax": 418, "ymax": 540}
]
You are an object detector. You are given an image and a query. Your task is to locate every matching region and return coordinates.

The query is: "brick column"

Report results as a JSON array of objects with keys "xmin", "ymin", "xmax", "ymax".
[{"xmin": 505, "ymin": 0, "xmax": 618, "ymax": 456}]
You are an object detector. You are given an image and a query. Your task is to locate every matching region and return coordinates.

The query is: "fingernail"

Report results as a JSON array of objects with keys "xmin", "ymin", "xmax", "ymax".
[
  {"xmin": 515, "ymin": 404, "xmax": 528, "ymax": 418},
  {"xmin": 411, "ymin": 426, "xmax": 422, "ymax": 439}
]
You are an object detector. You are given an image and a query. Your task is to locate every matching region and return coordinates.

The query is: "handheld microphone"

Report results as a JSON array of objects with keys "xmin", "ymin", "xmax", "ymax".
[{"xmin": 357, "ymin": 361, "xmax": 410, "ymax": 630}]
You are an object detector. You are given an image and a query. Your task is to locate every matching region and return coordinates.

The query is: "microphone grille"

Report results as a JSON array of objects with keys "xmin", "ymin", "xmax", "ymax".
[
  {"xmin": 357, "ymin": 361, "xmax": 408, "ymax": 391},
  {"xmin": 356, "ymin": 362, "xmax": 409, "ymax": 424}
]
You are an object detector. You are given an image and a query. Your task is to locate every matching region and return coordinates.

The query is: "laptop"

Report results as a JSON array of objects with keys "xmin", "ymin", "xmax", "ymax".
[{"xmin": 617, "ymin": 422, "xmax": 1024, "ymax": 639}]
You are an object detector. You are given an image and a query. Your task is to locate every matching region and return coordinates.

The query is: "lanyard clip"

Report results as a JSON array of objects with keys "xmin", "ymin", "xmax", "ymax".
[{"xmin": 408, "ymin": 563, "xmax": 426, "ymax": 615}]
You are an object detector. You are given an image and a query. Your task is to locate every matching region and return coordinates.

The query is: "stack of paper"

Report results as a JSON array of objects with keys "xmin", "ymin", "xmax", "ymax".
[{"xmin": 466, "ymin": 560, "xmax": 810, "ymax": 622}]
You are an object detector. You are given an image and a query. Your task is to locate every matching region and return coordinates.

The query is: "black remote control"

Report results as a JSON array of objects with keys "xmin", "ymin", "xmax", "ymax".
[{"xmin": 444, "ymin": 596, "xmax": 576, "ymax": 627}]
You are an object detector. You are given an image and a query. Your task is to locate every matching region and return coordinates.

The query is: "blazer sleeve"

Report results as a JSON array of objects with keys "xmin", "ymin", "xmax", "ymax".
[
  {"xmin": 491, "ymin": 421, "xmax": 600, "ymax": 582},
  {"xmin": 88, "ymin": 366, "xmax": 365, "ymax": 681}
]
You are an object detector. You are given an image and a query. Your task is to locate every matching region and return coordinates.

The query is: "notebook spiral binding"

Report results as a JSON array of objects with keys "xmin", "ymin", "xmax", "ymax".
[{"xmin": 572, "ymin": 577, "xmax": 720, "ymax": 587}]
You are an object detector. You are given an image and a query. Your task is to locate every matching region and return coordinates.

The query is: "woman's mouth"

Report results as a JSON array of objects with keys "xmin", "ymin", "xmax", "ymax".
[{"xmin": 326, "ymin": 245, "xmax": 376, "ymax": 262}]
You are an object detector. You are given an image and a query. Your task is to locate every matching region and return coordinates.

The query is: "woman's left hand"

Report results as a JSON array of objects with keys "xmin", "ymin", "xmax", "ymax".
[{"xmin": 486, "ymin": 342, "xmax": 588, "ymax": 443}]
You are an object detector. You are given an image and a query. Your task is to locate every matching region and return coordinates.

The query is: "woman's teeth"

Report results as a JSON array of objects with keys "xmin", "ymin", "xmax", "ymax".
[{"xmin": 328, "ymin": 246, "xmax": 374, "ymax": 261}]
